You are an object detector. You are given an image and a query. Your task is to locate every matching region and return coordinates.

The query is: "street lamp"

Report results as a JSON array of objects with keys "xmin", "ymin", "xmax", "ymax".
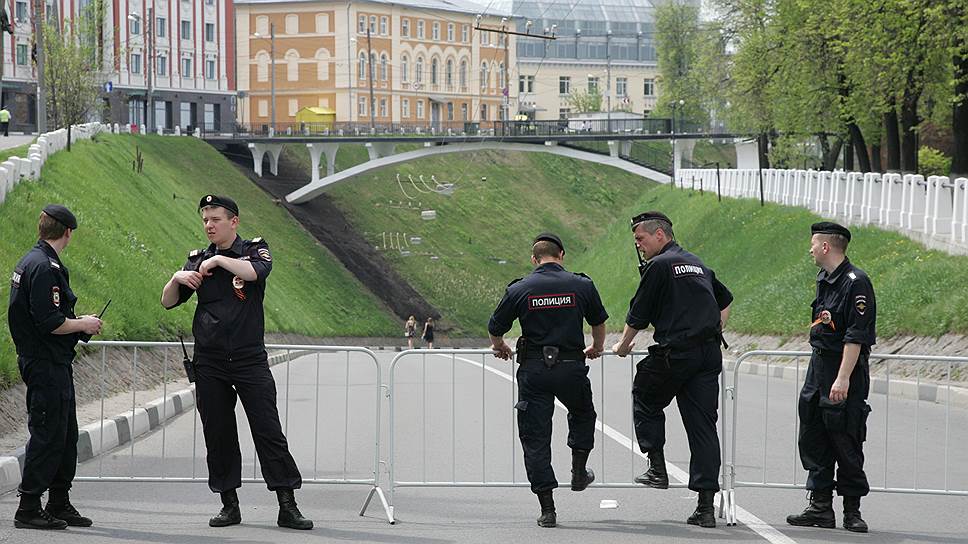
[
  {"xmin": 253, "ymin": 23, "xmax": 276, "ymax": 132},
  {"xmin": 128, "ymin": 7, "xmax": 154, "ymax": 131},
  {"xmin": 671, "ymin": 99, "xmax": 684, "ymax": 186}
]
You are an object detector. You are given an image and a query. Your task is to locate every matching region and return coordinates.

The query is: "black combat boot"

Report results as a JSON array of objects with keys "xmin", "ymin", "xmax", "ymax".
[
  {"xmin": 570, "ymin": 449, "xmax": 595, "ymax": 491},
  {"xmin": 14, "ymin": 493, "xmax": 67, "ymax": 530},
  {"xmin": 276, "ymin": 489, "xmax": 313, "ymax": 530},
  {"xmin": 786, "ymin": 490, "xmax": 835, "ymax": 528},
  {"xmin": 536, "ymin": 490, "xmax": 556, "ymax": 528},
  {"xmin": 842, "ymin": 496, "xmax": 868, "ymax": 533},
  {"xmin": 634, "ymin": 450, "xmax": 669, "ymax": 489},
  {"xmin": 209, "ymin": 489, "xmax": 242, "ymax": 527},
  {"xmin": 45, "ymin": 488, "xmax": 92, "ymax": 527},
  {"xmin": 686, "ymin": 490, "xmax": 717, "ymax": 528}
]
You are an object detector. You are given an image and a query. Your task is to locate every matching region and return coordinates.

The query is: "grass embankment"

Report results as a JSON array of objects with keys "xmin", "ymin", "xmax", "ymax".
[
  {"xmin": 284, "ymin": 144, "xmax": 653, "ymax": 335},
  {"xmin": 0, "ymin": 134, "xmax": 397, "ymax": 384}
]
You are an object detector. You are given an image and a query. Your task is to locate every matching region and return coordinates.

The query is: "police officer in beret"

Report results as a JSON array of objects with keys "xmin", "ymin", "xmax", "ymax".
[
  {"xmin": 787, "ymin": 222, "xmax": 874, "ymax": 533},
  {"xmin": 8, "ymin": 205, "xmax": 102, "ymax": 530},
  {"xmin": 160, "ymin": 195, "xmax": 312, "ymax": 530},
  {"xmin": 612, "ymin": 211, "xmax": 732, "ymax": 528},
  {"xmin": 488, "ymin": 233, "xmax": 608, "ymax": 528}
]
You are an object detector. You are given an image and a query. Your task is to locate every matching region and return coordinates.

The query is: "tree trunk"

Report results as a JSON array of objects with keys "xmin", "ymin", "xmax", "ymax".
[
  {"xmin": 67, "ymin": 124, "xmax": 72, "ymax": 152},
  {"xmin": 818, "ymin": 132, "xmax": 830, "ymax": 168},
  {"xmin": 870, "ymin": 143, "xmax": 883, "ymax": 172},
  {"xmin": 952, "ymin": 51, "xmax": 968, "ymax": 176},
  {"xmin": 884, "ymin": 104, "xmax": 901, "ymax": 171},
  {"xmin": 824, "ymin": 136, "xmax": 844, "ymax": 170},
  {"xmin": 844, "ymin": 138, "xmax": 854, "ymax": 171},
  {"xmin": 758, "ymin": 132, "xmax": 770, "ymax": 169},
  {"xmin": 847, "ymin": 123, "xmax": 872, "ymax": 172},
  {"xmin": 900, "ymin": 84, "xmax": 921, "ymax": 173}
]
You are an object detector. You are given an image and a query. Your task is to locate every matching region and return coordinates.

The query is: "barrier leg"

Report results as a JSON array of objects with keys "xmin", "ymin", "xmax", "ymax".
[{"xmin": 359, "ymin": 485, "xmax": 395, "ymax": 524}]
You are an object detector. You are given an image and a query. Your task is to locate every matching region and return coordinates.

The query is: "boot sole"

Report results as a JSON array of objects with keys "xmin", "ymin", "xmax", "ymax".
[
  {"xmin": 687, "ymin": 519, "xmax": 716, "ymax": 528},
  {"xmin": 537, "ymin": 521, "xmax": 557, "ymax": 528},
  {"xmin": 634, "ymin": 478, "xmax": 669, "ymax": 489},
  {"xmin": 14, "ymin": 520, "xmax": 68, "ymax": 530},
  {"xmin": 278, "ymin": 521, "xmax": 314, "ymax": 530},
  {"xmin": 844, "ymin": 525, "xmax": 868, "ymax": 533},
  {"xmin": 786, "ymin": 518, "xmax": 835, "ymax": 529},
  {"xmin": 209, "ymin": 519, "xmax": 242, "ymax": 527},
  {"xmin": 571, "ymin": 470, "xmax": 595, "ymax": 491}
]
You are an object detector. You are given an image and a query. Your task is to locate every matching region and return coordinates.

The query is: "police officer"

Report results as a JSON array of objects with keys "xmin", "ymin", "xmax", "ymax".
[
  {"xmin": 488, "ymin": 233, "xmax": 608, "ymax": 528},
  {"xmin": 8, "ymin": 205, "xmax": 102, "ymax": 530},
  {"xmin": 160, "ymin": 195, "xmax": 312, "ymax": 530},
  {"xmin": 787, "ymin": 222, "xmax": 874, "ymax": 533},
  {"xmin": 612, "ymin": 211, "xmax": 732, "ymax": 528}
]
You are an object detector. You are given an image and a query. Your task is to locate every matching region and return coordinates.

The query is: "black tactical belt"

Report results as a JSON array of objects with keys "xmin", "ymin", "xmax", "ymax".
[{"xmin": 524, "ymin": 348, "xmax": 585, "ymax": 361}]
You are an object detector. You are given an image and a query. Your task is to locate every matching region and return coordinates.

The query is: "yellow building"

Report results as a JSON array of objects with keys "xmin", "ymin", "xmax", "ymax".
[{"xmin": 235, "ymin": 0, "xmax": 515, "ymax": 128}]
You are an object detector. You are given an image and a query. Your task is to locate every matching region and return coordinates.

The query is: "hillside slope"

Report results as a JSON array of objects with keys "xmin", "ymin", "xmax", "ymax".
[{"xmin": 0, "ymin": 134, "xmax": 397, "ymax": 383}]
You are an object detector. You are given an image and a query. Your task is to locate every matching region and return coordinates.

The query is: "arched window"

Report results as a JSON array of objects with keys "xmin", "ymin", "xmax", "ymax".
[
  {"xmin": 498, "ymin": 62, "xmax": 505, "ymax": 90},
  {"xmin": 380, "ymin": 54, "xmax": 388, "ymax": 81},
  {"xmin": 256, "ymin": 51, "xmax": 269, "ymax": 82},
  {"xmin": 358, "ymin": 51, "xmax": 367, "ymax": 79},
  {"xmin": 415, "ymin": 56, "xmax": 424, "ymax": 83},
  {"xmin": 401, "ymin": 55, "xmax": 409, "ymax": 83},
  {"xmin": 370, "ymin": 53, "xmax": 377, "ymax": 80},
  {"xmin": 430, "ymin": 57, "xmax": 439, "ymax": 85},
  {"xmin": 459, "ymin": 59, "xmax": 467, "ymax": 89},
  {"xmin": 315, "ymin": 49, "xmax": 330, "ymax": 81},
  {"xmin": 445, "ymin": 58, "xmax": 453, "ymax": 87},
  {"xmin": 480, "ymin": 62, "xmax": 488, "ymax": 90},
  {"xmin": 285, "ymin": 50, "xmax": 299, "ymax": 81}
]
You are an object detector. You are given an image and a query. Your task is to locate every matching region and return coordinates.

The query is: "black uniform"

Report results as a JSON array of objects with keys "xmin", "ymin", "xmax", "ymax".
[
  {"xmin": 800, "ymin": 258, "xmax": 875, "ymax": 497},
  {"xmin": 7, "ymin": 241, "xmax": 81, "ymax": 498},
  {"xmin": 488, "ymin": 262, "xmax": 609, "ymax": 493},
  {"xmin": 170, "ymin": 235, "xmax": 302, "ymax": 493},
  {"xmin": 626, "ymin": 241, "xmax": 732, "ymax": 492}
]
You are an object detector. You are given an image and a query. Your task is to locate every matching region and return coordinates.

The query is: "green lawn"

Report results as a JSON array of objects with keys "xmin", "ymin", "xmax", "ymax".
[{"xmin": 0, "ymin": 134, "xmax": 397, "ymax": 384}]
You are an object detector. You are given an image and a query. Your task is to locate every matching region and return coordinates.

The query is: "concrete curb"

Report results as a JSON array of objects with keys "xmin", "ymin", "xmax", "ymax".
[{"xmin": 0, "ymin": 349, "xmax": 295, "ymax": 494}]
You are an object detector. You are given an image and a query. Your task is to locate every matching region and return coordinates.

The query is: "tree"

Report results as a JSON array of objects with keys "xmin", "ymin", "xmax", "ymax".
[
  {"xmin": 567, "ymin": 89, "xmax": 603, "ymax": 113},
  {"xmin": 654, "ymin": 0, "xmax": 709, "ymax": 126},
  {"xmin": 42, "ymin": 3, "xmax": 104, "ymax": 150}
]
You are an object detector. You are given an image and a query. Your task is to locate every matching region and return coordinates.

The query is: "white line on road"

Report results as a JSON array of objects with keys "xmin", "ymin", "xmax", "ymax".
[{"xmin": 440, "ymin": 354, "xmax": 798, "ymax": 544}]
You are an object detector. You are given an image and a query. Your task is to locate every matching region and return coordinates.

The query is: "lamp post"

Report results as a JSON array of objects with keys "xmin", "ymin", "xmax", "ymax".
[
  {"xmin": 605, "ymin": 29, "xmax": 611, "ymax": 133},
  {"xmin": 671, "ymin": 98, "xmax": 684, "ymax": 186},
  {"xmin": 253, "ymin": 23, "xmax": 276, "ymax": 132},
  {"xmin": 128, "ymin": 6, "xmax": 154, "ymax": 131}
]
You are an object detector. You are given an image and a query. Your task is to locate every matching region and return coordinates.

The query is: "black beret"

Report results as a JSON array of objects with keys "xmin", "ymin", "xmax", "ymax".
[
  {"xmin": 811, "ymin": 221, "xmax": 851, "ymax": 242},
  {"xmin": 630, "ymin": 211, "xmax": 672, "ymax": 231},
  {"xmin": 43, "ymin": 204, "xmax": 78, "ymax": 230},
  {"xmin": 533, "ymin": 232, "xmax": 565, "ymax": 253},
  {"xmin": 198, "ymin": 194, "xmax": 239, "ymax": 216}
]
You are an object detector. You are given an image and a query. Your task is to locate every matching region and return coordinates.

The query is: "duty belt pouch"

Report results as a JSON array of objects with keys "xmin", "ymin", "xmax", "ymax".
[
  {"xmin": 542, "ymin": 346, "xmax": 559, "ymax": 368},
  {"xmin": 647, "ymin": 344, "xmax": 672, "ymax": 369},
  {"xmin": 180, "ymin": 336, "xmax": 197, "ymax": 383},
  {"xmin": 515, "ymin": 336, "xmax": 527, "ymax": 366}
]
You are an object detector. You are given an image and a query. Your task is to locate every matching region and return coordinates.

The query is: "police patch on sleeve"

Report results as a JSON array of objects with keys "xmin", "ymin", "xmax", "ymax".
[
  {"xmin": 855, "ymin": 295, "xmax": 868, "ymax": 315},
  {"xmin": 52, "ymin": 286, "xmax": 61, "ymax": 308},
  {"xmin": 10, "ymin": 269, "xmax": 22, "ymax": 288},
  {"xmin": 528, "ymin": 293, "xmax": 576, "ymax": 311},
  {"xmin": 257, "ymin": 248, "xmax": 272, "ymax": 262}
]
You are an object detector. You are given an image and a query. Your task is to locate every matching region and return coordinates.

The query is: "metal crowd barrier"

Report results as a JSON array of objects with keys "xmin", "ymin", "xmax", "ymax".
[
  {"xmin": 75, "ymin": 341, "xmax": 392, "ymax": 523},
  {"xmin": 723, "ymin": 350, "xmax": 968, "ymax": 526},
  {"xmin": 384, "ymin": 348, "xmax": 730, "ymax": 523}
]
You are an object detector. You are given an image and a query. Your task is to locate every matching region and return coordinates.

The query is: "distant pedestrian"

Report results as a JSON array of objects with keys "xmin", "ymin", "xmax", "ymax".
[
  {"xmin": 422, "ymin": 317, "xmax": 435, "ymax": 349},
  {"xmin": 0, "ymin": 106, "xmax": 11, "ymax": 137},
  {"xmin": 404, "ymin": 316, "xmax": 417, "ymax": 349}
]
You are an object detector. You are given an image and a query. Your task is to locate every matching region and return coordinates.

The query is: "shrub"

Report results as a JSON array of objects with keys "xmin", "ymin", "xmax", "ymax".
[{"xmin": 918, "ymin": 147, "xmax": 951, "ymax": 177}]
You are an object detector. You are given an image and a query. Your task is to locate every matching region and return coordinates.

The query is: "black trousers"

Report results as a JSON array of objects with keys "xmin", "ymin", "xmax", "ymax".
[
  {"xmin": 1, "ymin": 121, "xmax": 8, "ymax": 136},
  {"xmin": 18, "ymin": 357, "xmax": 78, "ymax": 498},
  {"xmin": 632, "ymin": 341, "xmax": 722, "ymax": 491},
  {"xmin": 798, "ymin": 352, "xmax": 871, "ymax": 496},
  {"xmin": 515, "ymin": 359, "xmax": 596, "ymax": 494},
  {"xmin": 195, "ymin": 354, "xmax": 302, "ymax": 493}
]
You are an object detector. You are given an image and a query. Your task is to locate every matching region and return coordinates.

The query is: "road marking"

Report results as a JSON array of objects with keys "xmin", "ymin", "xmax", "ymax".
[{"xmin": 440, "ymin": 354, "xmax": 798, "ymax": 544}]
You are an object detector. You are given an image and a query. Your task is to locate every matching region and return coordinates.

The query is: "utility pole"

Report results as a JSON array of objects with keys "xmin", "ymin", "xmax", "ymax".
[
  {"xmin": 502, "ymin": 23, "xmax": 509, "ymax": 121},
  {"xmin": 366, "ymin": 25, "xmax": 375, "ymax": 130},
  {"xmin": 34, "ymin": 0, "xmax": 46, "ymax": 133},
  {"xmin": 270, "ymin": 22, "xmax": 275, "ymax": 130},
  {"xmin": 476, "ymin": 19, "xmax": 555, "ymax": 124},
  {"xmin": 148, "ymin": 4, "xmax": 154, "ymax": 131},
  {"xmin": 606, "ymin": 30, "xmax": 611, "ymax": 132}
]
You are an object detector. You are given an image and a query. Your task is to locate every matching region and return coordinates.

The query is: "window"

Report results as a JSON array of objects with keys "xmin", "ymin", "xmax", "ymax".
[
  {"xmin": 316, "ymin": 13, "xmax": 328, "ymax": 33},
  {"xmin": 559, "ymin": 107, "xmax": 571, "ymax": 119},
  {"xmin": 447, "ymin": 23, "xmax": 454, "ymax": 42},
  {"xmin": 358, "ymin": 96, "xmax": 367, "ymax": 116},
  {"xmin": 157, "ymin": 55, "xmax": 167, "ymax": 76},
  {"xmin": 131, "ymin": 53, "xmax": 142, "ymax": 74},
  {"xmin": 460, "ymin": 103, "xmax": 468, "ymax": 120},
  {"xmin": 417, "ymin": 20, "xmax": 425, "ymax": 39},
  {"xmin": 480, "ymin": 63, "xmax": 488, "ymax": 89},
  {"xmin": 415, "ymin": 56, "xmax": 424, "ymax": 83},
  {"xmin": 430, "ymin": 58, "xmax": 438, "ymax": 85},
  {"xmin": 206, "ymin": 23, "xmax": 215, "ymax": 42},
  {"xmin": 416, "ymin": 99, "xmax": 424, "ymax": 118},
  {"xmin": 257, "ymin": 52, "xmax": 269, "ymax": 81},
  {"xmin": 480, "ymin": 30, "xmax": 488, "ymax": 45},
  {"xmin": 358, "ymin": 52, "xmax": 367, "ymax": 79},
  {"xmin": 16, "ymin": 43, "xmax": 27, "ymax": 65},
  {"xmin": 587, "ymin": 76, "xmax": 599, "ymax": 93},
  {"xmin": 288, "ymin": 99, "xmax": 298, "ymax": 117},
  {"xmin": 130, "ymin": 17, "xmax": 141, "ymax": 35},
  {"xmin": 432, "ymin": 22, "xmax": 440, "ymax": 40},
  {"xmin": 459, "ymin": 60, "xmax": 467, "ymax": 89},
  {"xmin": 616, "ymin": 77, "xmax": 628, "ymax": 97},
  {"xmin": 379, "ymin": 98, "xmax": 387, "ymax": 117},
  {"xmin": 559, "ymin": 76, "xmax": 570, "ymax": 95},
  {"xmin": 402, "ymin": 19, "xmax": 410, "ymax": 37},
  {"xmin": 182, "ymin": 57, "xmax": 192, "ymax": 78},
  {"xmin": 256, "ymin": 15, "xmax": 269, "ymax": 36},
  {"xmin": 15, "ymin": 1, "xmax": 27, "ymax": 22},
  {"xmin": 402, "ymin": 99, "xmax": 410, "ymax": 117},
  {"xmin": 499, "ymin": 63, "xmax": 505, "ymax": 90},
  {"xmin": 286, "ymin": 51, "xmax": 299, "ymax": 81},
  {"xmin": 181, "ymin": 20, "xmax": 191, "ymax": 40},
  {"xmin": 445, "ymin": 59, "xmax": 453, "ymax": 87},
  {"xmin": 358, "ymin": 15, "xmax": 366, "ymax": 33},
  {"xmin": 258, "ymin": 100, "xmax": 268, "ymax": 117},
  {"xmin": 370, "ymin": 52, "xmax": 377, "ymax": 79},
  {"xmin": 401, "ymin": 55, "xmax": 409, "ymax": 83},
  {"xmin": 380, "ymin": 16, "xmax": 388, "ymax": 35},
  {"xmin": 203, "ymin": 103, "xmax": 217, "ymax": 131},
  {"xmin": 480, "ymin": 103, "xmax": 488, "ymax": 121},
  {"xmin": 155, "ymin": 101, "xmax": 168, "ymax": 130},
  {"xmin": 380, "ymin": 54, "xmax": 388, "ymax": 81},
  {"xmin": 461, "ymin": 25, "xmax": 468, "ymax": 43},
  {"xmin": 518, "ymin": 75, "xmax": 534, "ymax": 93},
  {"xmin": 447, "ymin": 102, "xmax": 454, "ymax": 121},
  {"xmin": 643, "ymin": 78, "xmax": 655, "ymax": 96},
  {"xmin": 179, "ymin": 102, "xmax": 192, "ymax": 128},
  {"xmin": 157, "ymin": 17, "xmax": 167, "ymax": 37},
  {"xmin": 206, "ymin": 59, "xmax": 216, "ymax": 79},
  {"xmin": 316, "ymin": 49, "xmax": 330, "ymax": 80},
  {"xmin": 369, "ymin": 15, "xmax": 376, "ymax": 34}
]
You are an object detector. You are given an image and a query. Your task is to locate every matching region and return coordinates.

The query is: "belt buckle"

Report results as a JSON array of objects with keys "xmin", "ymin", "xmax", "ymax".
[{"xmin": 542, "ymin": 346, "xmax": 559, "ymax": 368}]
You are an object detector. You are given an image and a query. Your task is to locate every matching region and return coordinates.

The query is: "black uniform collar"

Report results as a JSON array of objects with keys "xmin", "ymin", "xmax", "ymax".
[
  {"xmin": 656, "ymin": 240, "xmax": 678, "ymax": 257},
  {"xmin": 533, "ymin": 262, "xmax": 565, "ymax": 273},
  {"xmin": 37, "ymin": 239, "xmax": 63, "ymax": 265},
  {"xmin": 818, "ymin": 257, "xmax": 851, "ymax": 284},
  {"xmin": 209, "ymin": 235, "xmax": 244, "ymax": 256}
]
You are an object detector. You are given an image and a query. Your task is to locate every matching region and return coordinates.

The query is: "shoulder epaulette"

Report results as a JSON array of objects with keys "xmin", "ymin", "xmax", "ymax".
[
  {"xmin": 573, "ymin": 272, "xmax": 591, "ymax": 279},
  {"xmin": 847, "ymin": 272, "xmax": 857, "ymax": 280},
  {"xmin": 507, "ymin": 277, "xmax": 523, "ymax": 287},
  {"xmin": 251, "ymin": 237, "xmax": 264, "ymax": 243},
  {"xmin": 48, "ymin": 259, "xmax": 61, "ymax": 269},
  {"xmin": 189, "ymin": 249, "xmax": 204, "ymax": 258}
]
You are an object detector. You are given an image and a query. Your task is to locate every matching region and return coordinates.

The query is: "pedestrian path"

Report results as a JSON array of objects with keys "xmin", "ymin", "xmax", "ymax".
[{"xmin": 0, "ymin": 134, "xmax": 35, "ymax": 151}]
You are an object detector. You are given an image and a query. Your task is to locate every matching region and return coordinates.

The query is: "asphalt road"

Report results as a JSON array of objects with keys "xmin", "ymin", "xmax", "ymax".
[{"xmin": 2, "ymin": 349, "xmax": 965, "ymax": 543}]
